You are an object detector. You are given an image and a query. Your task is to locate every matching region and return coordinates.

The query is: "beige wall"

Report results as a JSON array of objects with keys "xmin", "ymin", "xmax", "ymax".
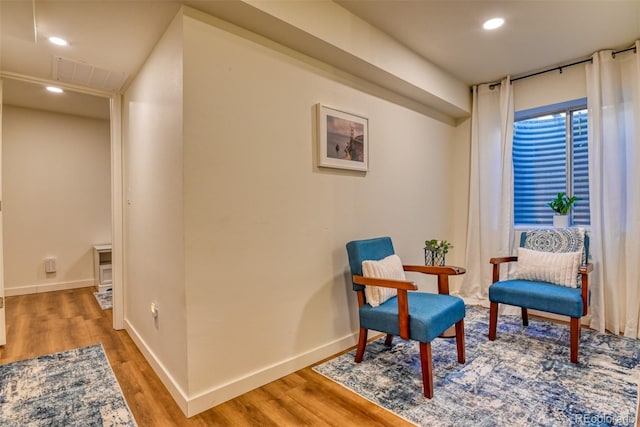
[
  {"xmin": 237, "ymin": 0, "xmax": 471, "ymax": 119},
  {"xmin": 2, "ymin": 106, "xmax": 111, "ymax": 294},
  {"xmin": 123, "ymin": 7, "xmax": 471, "ymax": 416},
  {"xmin": 447, "ymin": 116, "xmax": 472, "ymax": 294},
  {"xmin": 123, "ymin": 11, "xmax": 189, "ymax": 405},
  {"xmin": 513, "ymin": 64, "xmax": 587, "ymax": 112},
  {"xmin": 181, "ymin": 10, "xmax": 467, "ymax": 413}
]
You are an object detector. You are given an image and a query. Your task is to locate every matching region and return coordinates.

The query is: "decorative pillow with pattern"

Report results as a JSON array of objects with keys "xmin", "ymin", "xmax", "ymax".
[
  {"xmin": 523, "ymin": 227, "xmax": 586, "ymax": 287},
  {"xmin": 523, "ymin": 227, "xmax": 586, "ymax": 263},
  {"xmin": 514, "ymin": 247, "xmax": 582, "ymax": 288},
  {"xmin": 362, "ymin": 254, "xmax": 405, "ymax": 307}
]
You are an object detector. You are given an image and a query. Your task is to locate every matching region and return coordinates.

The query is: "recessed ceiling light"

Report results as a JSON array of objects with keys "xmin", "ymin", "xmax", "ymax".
[
  {"xmin": 48, "ymin": 36, "xmax": 68, "ymax": 46},
  {"xmin": 483, "ymin": 17, "xmax": 505, "ymax": 30},
  {"xmin": 46, "ymin": 86, "xmax": 64, "ymax": 94}
]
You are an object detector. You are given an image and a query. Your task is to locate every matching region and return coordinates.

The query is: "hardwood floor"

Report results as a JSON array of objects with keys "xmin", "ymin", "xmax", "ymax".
[{"xmin": 0, "ymin": 287, "xmax": 411, "ymax": 426}]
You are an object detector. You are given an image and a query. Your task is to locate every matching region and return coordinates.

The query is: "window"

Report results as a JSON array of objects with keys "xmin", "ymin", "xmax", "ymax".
[{"xmin": 513, "ymin": 99, "xmax": 590, "ymax": 226}]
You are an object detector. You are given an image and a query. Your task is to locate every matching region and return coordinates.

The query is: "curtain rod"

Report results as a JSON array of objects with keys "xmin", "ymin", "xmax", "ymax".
[
  {"xmin": 485, "ymin": 44, "xmax": 637, "ymax": 90},
  {"xmin": 510, "ymin": 57, "xmax": 593, "ymax": 83}
]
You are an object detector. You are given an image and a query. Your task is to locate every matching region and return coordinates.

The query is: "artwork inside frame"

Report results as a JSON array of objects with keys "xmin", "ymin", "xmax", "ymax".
[{"xmin": 317, "ymin": 104, "xmax": 368, "ymax": 171}]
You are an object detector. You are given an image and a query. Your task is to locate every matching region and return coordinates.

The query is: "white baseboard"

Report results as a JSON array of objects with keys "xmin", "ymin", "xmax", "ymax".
[
  {"xmin": 186, "ymin": 332, "xmax": 358, "ymax": 417},
  {"xmin": 124, "ymin": 319, "xmax": 190, "ymax": 415},
  {"xmin": 124, "ymin": 317, "xmax": 359, "ymax": 418},
  {"xmin": 5, "ymin": 279, "xmax": 95, "ymax": 296}
]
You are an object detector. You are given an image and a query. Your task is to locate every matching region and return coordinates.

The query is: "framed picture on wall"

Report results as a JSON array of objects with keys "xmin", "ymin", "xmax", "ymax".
[{"xmin": 317, "ymin": 104, "xmax": 368, "ymax": 171}]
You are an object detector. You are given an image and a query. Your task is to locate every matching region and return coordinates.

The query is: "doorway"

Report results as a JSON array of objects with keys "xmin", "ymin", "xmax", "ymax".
[{"xmin": 1, "ymin": 76, "xmax": 123, "ymax": 332}]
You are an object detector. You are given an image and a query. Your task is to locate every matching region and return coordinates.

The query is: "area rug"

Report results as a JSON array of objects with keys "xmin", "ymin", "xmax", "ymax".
[
  {"xmin": 94, "ymin": 290, "xmax": 113, "ymax": 310},
  {"xmin": 313, "ymin": 305, "xmax": 640, "ymax": 426},
  {"xmin": 0, "ymin": 344, "xmax": 137, "ymax": 426}
]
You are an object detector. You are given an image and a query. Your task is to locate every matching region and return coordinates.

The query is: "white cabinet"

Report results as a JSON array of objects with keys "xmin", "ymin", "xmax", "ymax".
[{"xmin": 93, "ymin": 244, "xmax": 112, "ymax": 292}]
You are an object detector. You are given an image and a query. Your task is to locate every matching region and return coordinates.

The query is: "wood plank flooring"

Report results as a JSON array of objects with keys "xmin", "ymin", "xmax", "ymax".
[{"xmin": 0, "ymin": 287, "xmax": 411, "ymax": 426}]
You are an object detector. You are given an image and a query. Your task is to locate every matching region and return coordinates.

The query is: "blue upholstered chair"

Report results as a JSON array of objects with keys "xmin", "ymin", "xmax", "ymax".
[
  {"xmin": 488, "ymin": 228, "xmax": 593, "ymax": 363},
  {"xmin": 346, "ymin": 237, "xmax": 466, "ymax": 398}
]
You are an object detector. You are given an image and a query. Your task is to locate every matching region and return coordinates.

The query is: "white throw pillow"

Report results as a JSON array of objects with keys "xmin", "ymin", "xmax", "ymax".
[
  {"xmin": 514, "ymin": 247, "xmax": 582, "ymax": 288},
  {"xmin": 362, "ymin": 254, "xmax": 405, "ymax": 307}
]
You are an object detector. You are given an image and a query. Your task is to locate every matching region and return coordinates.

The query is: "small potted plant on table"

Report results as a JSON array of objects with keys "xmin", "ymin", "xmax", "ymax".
[{"xmin": 424, "ymin": 239, "xmax": 453, "ymax": 266}]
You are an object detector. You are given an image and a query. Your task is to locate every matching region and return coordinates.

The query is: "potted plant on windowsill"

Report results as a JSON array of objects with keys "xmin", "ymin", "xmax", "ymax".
[{"xmin": 547, "ymin": 192, "xmax": 580, "ymax": 227}]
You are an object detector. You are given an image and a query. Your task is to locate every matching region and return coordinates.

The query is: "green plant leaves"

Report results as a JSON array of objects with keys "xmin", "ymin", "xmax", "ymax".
[{"xmin": 546, "ymin": 192, "xmax": 580, "ymax": 215}]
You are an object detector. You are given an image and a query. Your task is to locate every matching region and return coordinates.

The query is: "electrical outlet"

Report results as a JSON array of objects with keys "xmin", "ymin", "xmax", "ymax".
[{"xmin": 44, "ymin": 258, "xmax": 56, "ymax": 273}]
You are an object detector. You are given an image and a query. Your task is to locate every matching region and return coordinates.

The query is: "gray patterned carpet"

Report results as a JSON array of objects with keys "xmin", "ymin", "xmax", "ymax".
[
  {"xmin": 93, "ymin": 290, "xmax": 113, "ymax": 310},
  {"xmin": 314, "ymin": 306, "xmax": 640, "ymax": 426},
  {"xmin": 0, "ymin": 344, "xmax": 137, "ymax": 426}
]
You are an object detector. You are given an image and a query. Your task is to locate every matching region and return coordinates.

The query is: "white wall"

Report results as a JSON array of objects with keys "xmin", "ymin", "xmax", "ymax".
[
  {"xmin": 2, "ymin": 106, "xmax": 111, "ymax": 294},
  {"xmin": 181, "ymin": 10, "xmax": 467, "ymax": 413},
  {"xmin": 122, "ymin": 11, "xmax": 189, "ymax": 404}
]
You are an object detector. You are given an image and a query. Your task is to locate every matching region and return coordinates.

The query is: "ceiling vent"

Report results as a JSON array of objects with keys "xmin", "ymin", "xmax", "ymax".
[{"xmin": 52, "ymin": 56, "xmax": 127, "ymax": 92}]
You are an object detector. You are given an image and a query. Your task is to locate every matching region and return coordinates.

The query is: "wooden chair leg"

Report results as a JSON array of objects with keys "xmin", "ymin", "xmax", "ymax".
[
  {"xmin": 489, "ymin": 302, "xmax": 498, "ymax": 341},
  {"xmin": 384, "ymin": 334, "xmax": 393, "ymax": 346},
  {"xmin": 522, "ymin": 307, "xmax": 529, "ymax": 326},
  {"xmin": 570, "ymin": 317, "xmax": 580, "ymax": 363},
  {"xmin": 419, "ymin": 342, "xmax": 433, "ymax": 399},
  {"xmin": 455, "ymin": 320, "xmax": 465, "ymax": 364},
  {"xmin": 355, "ymin": 328, "xmax": 368, "ymax": 363}
]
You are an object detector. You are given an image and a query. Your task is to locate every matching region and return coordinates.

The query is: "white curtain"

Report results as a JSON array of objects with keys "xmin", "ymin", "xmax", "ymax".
[
  {"xmin": 460, "ymin": 78, "xmax": 514, "ymax": 305},
  {"xmin": 586, "ymin": 41, "xmax": 640, "ymax": 338}
]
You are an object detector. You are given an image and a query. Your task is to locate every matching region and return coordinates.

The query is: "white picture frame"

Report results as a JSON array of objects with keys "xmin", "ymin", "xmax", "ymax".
[{"xmin": 317, "ymin": 104, "xmax": 368, "ymax": 171}]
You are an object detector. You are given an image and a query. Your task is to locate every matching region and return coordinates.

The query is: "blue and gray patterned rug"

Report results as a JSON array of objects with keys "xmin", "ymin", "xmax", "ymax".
[
  {"xmin": 314, "ymin": 306, "xmax": 639, "ymax": 426},
  {"xmin": 93, "ymin": 290, "xmax": 113, "ymax": 310},
  {"xmin": 0, "ymin": 344, "xmax": 137, "ymax": 426}
]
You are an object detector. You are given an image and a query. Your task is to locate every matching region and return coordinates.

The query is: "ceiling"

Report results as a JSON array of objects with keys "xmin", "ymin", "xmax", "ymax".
[
  {"xmin": 1, "ymin": 0, "xmax": 639, "ymax": 120},
  {"xmin": 1, "ymin": 0, "xmax": 182, "ymax": 120},
  {"xmin": 336, "ymin": 0, "xmax": 640, "ymax": 85}
]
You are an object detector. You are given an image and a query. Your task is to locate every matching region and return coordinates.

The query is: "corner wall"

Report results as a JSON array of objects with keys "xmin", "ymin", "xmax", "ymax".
[
  {"xmin": 2, "ymin": 106, "xmax": 111, "ymax": 294},
  {"xmin": 122, "ymin": 11, "xmax": 189, "ymax": 407},
  {"xmin": 121, "ymin": 6, "xmax": 472, "ymax": 416}
]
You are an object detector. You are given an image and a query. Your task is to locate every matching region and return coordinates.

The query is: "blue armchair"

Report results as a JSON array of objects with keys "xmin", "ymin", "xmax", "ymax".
[
  {"xmin": 346, "ymin": 237, "xmax": 466, "ymax": 398},
  {"xmin": 488, "ymin": 228, "xmax": 593, "ymax": 363}
]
